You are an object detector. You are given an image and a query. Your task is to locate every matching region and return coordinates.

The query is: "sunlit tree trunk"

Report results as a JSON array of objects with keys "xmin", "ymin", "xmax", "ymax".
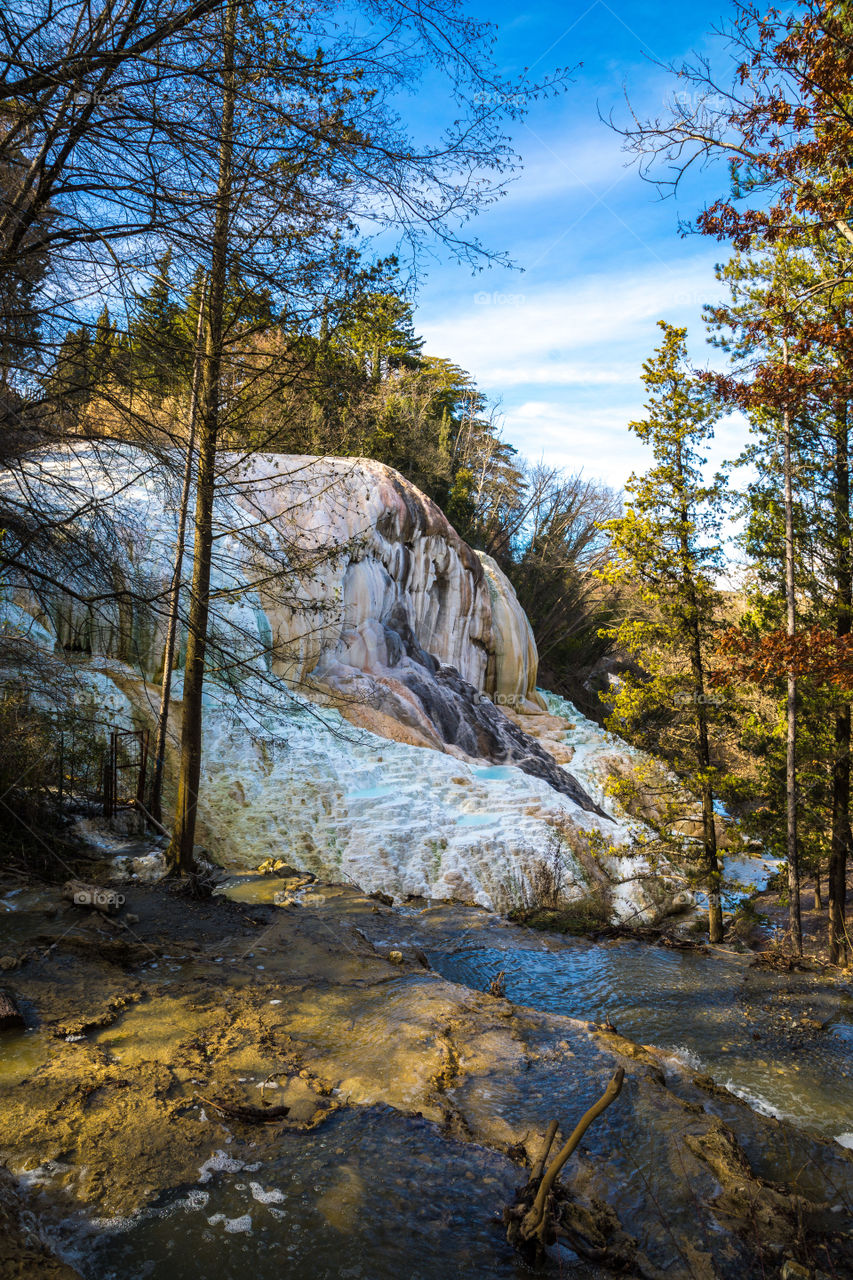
[
  {"xmin": 782, "ymin": 389, "xmax": 802, "ymax": 955},
  {"xmin": 167, "ymin": 0, "xmax": 236, "ymax": 875},
  {"xmin": 830, "ymin": 403, "xmax": 851, "ymax": 964},
  {"xmin": 676, "ymin": 440, "xmax": 723, "ymax": 943},
  {"xmin": 149, "ymin": 276, "xmax": 207, "ymax": 823}
]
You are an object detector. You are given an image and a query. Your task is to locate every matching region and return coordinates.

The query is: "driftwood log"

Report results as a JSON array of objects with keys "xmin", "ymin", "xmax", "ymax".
[
  {"xmin": 505, "ymin": 1066, "xmax": 625, "ymax": 1261},
  {"xmin": 62, "ymin": 880, "xmax": 124, "ymax": 916},
  {"xmin": 0, "ymin": 990, "xmax": 25, "ymax": 1031}
]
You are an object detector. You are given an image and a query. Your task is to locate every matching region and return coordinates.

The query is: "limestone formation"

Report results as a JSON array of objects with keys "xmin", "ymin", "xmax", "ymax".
[{"xmin": 0, "ymin": 443, "xmax": 683, "ymax": 915}]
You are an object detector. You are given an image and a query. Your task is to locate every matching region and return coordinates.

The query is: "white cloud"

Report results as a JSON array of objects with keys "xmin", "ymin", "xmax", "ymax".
[
  {"xmin": 501, "ymin": 401, "xmax": 752, "ymax": 493},
  {"xmin": 496, "ymin": 136, "xmax": 634, "ymax": 209},
  {"xmin": 501, "ymin": 400, "xmax": 650, "ymax": 488},
  {"xmin": 419, "ymin": 254, "xmax": 722, "ymax": 392}
]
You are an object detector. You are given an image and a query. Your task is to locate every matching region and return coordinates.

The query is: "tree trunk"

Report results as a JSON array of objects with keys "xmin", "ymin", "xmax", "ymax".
[
  {"xmin": 829, "ymin": 404, "xmax": 851, "ymax": 964},
  {"xmin": 149, "ymin": 277, "xmax": 207, "ymax": 823},
  {"xmin": 700, "ymin": 773, "xmax": 723, "ymax": 942},
  {"xmin": 167, "ymin": 0, "xmax": 237, "ymax": 876},
  {"xmin": 782, "ymin": 399, "xmax": 802, "ymax": 955},
  {"xmin": 675, "ymin": 439, "xmax": 724, "ymax": 944}
]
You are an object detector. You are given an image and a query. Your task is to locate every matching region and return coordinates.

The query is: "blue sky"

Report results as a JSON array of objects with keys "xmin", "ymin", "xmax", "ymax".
[{"xmin": 410, "ymin": 0, "xmax": 745, "ymax": 491}]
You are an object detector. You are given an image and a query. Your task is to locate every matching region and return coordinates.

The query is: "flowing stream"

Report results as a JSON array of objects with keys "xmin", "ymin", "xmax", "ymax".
[
  {"xmin": 59, "ymin": 1109, "xmax": 538, "ymax": 1280},
  {"xmin": 64, "ymin": 925, "xmax": 853, "ymax": 1280},
  {"xmin": 425, "ymin": 935, "xmax": 853, "ymax": 1143}
]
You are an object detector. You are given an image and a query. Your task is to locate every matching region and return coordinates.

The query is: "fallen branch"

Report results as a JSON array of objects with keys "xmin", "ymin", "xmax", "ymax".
[
  {"xmin": 529, "ymin": 1119, "xmax": 559, "ymax": 1184},
  {"xmin": 522, "ymin": 1067, "xmax": 625, "ymax": 1241},
  {"xmin": 195, "ymin": 1093, "xmax": 290, "ymax": 1124},
  {"xmin": 132, "ymin": 798, "xmax": 171, "ymax": 839},
  {"xmin": 505, "ymin": 1067, "xmax": 625, "ymax": 1260}
]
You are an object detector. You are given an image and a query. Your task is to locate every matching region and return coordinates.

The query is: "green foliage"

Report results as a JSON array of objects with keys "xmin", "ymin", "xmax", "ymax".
[
  {"xmin": 708, "ymin": 239, "xmax": 853, "ymax": 891},
  {"xmin": 42, "ymin": 325, "xmax": 95, "ymax": 432},
  {"xmin": 128, "ymin": 252, "xmax": 181, "ymax": 386},
  {"xmin": 596, "ymin": 323, "xmax": 731, "ymax": 930},
  {"xmin": 598, "ymin": 322, "xmax": 729, "ymax": 783}
]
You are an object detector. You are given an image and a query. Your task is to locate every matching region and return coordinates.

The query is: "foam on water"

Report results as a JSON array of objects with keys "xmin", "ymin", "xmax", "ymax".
[
  {"xmin": 198, "ymin": 1151, "xmax": 246, "ymax": 1184},
  {"xmin": 249, "ymin": 1182, "xmax": 285, "ymax": 1204},
  {"xmin": 208, "ymin": 1213, "xmax": 253, "ymax": 1234}
]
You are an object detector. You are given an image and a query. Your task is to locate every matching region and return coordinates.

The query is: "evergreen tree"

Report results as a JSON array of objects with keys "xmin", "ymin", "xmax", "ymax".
[
  {"xmin": 42, "ymin": 325, "xmax": 94, "ymax": 434},
  {"xmin": 128, "ymin": 250, "xmax": 181, "ymax": 394},
  {"xmin": 708, "ymin": 237, "xmax": 853, "ymax": 960},
  {"xmin": 599, "ymin": 323, "xmax": 728, "ymax": 942}
]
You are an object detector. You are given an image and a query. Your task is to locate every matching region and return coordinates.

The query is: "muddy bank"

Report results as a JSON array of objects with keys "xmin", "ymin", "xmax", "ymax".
[
  {"xmin": 0, "ymin": 872, "xmax": 851, "ymax": 1278},
  {"xmin": 745, "ymin": 867, "xmax": 853, "ymax": 965}
]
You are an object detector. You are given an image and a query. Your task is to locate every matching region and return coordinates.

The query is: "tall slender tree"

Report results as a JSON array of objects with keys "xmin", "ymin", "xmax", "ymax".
[
  {"xmin": 600, "ymin": 323, "xmax": 727, "ymax": 943},
  {"xmin": 167, "ymin": 0, "xmax": 237, "ymax": 876},
  {"xmin": 708, "ymin": 237, "xmax": 853, "ymax": 959},
  {"xmin": 149, "ymin": 276, "xmax": 208, "ymax": 824}
]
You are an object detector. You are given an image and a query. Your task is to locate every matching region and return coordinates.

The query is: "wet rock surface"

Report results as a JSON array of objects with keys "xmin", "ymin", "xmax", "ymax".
[
  {"xmin": 0, "ymin": 1166, "xmax": 82, "ymax": 1279},
  {"xmin": 0, "ymin": 876, "xmax": 851, "ymax": 1279}
]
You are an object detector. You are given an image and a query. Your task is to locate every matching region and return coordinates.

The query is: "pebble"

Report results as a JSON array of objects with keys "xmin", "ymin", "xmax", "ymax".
[
  {"xmin": 388, "ymin": 950, "xmax": 404, "ymax": 964},
  {"xmin": 780, "ymin": 1262, "xmax": 810, "ymax": 1280},
  {"xmin": 0, "ymin": 956, "xmax": 17, "ymax": 970}
]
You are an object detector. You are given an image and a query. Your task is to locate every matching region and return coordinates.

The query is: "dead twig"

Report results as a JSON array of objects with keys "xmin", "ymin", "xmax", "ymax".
[
  {"xmin": 522, "ymin": 1067, "xmax": 625, "ymax": 1241},
  {"xmin": 195, "ymin": 1093, "xmax": 290, "ymax": 1124}
]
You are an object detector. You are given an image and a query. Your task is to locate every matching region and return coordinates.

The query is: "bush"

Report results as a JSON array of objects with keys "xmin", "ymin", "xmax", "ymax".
[
  {"xmin": 509, "ymin": 887, "xmax": 611, "ymax": 935},
  {"xmin": 0, "ymin": 686, "xmax": 103, "ymax": 873}
]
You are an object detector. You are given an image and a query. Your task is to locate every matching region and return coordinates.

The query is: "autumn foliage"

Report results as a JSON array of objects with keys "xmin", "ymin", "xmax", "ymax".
[{"xmin": 715, "ymin": 626, "xmax": 853, "ymax": 689}]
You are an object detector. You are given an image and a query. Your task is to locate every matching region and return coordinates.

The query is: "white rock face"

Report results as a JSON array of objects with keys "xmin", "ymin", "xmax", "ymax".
[
  {"xmin": 217, "ymin": 451, "xmax": 541, "ymax": 709},
  {"xmin": 0, "ymin": 441, "xmax": 682, "ymax": 918},
  {"xmin": 2, "ymin": 444, "xmax": 541, "ymax": 695}
]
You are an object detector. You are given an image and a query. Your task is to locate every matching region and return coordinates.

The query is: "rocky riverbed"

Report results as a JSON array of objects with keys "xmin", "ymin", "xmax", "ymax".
[{"xmin": 0, "ymin": 869, "xmax": 851, "ymax": 1279}]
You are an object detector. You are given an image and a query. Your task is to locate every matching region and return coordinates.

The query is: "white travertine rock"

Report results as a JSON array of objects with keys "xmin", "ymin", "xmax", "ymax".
[
  {"xmin": 224, "ymin": 453, "xmax": 543, "ymax": 709},
  {"xmin": 0, "ymin": 441, "xmax": 686, "ymax": 918},
  {"xmin": 1, "ymin": 445, "xmax": 538, "ymax": 701}
]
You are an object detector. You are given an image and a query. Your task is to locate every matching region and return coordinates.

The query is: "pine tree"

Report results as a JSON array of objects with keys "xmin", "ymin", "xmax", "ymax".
[
  {"xmin": 42, "ymin": 325, "xmax": 94, "ymax": 434},
  {"xmin": 600, "ymin": 323, "xmax": 727, "ymax": 942},
  {"xmin": 128, "ymin": 250, "xmax": 181, "ymax": 395},
  {"xmin": 708, "ymin": 237, "xmax": 853, "ymax": 960}
]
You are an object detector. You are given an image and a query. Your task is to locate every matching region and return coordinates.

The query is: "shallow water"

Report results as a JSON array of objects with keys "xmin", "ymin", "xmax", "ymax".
[
  {"xmin": 204, "ymin": 871, "xmax": 853, "ymax": 1143},
  {"xmin": 427, "ymin": 937, "xmax": 853, "ymax": 1142},
  {"xmin": 63, "ymin": 1108, "xmax": 594, "ymax": 1280},
  {"xmin": 470, "ymin": 765, "xmax": 521, "ymax": 782},
  {"xmin": 5, "ymin": 875, "xmax": 853, "ymax": 1276}
]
